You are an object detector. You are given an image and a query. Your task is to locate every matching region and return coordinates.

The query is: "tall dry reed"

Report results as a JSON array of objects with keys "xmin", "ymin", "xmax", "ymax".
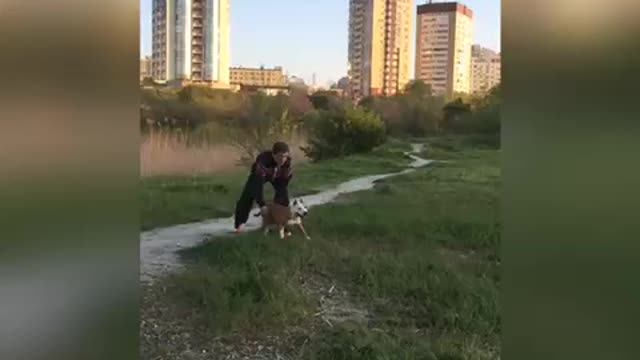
[{"xmin": 140, "ymin": 130, "xmax": 307, "ymax": 177}]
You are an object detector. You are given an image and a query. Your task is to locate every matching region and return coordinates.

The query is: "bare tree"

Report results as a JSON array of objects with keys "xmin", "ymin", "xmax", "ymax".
[{"xmin": 224, "ymin": 93, "xmax": 297, "ymax": 165}]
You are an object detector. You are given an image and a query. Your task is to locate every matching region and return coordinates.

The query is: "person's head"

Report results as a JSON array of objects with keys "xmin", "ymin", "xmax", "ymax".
[{"xmin": 272, "ymin": 141, "xmax": 290, "ymax": 166}]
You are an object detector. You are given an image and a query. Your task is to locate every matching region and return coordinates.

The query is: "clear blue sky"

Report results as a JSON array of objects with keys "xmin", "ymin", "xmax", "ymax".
[{"xmin": 140, "ymin": 0, "xmax": 500, "ymax": 87}]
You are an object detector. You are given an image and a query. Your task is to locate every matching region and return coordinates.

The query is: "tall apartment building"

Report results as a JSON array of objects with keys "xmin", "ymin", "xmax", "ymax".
[
  {"xmin": 151, "ymin": 0, "xmax": 230, "ymax": 87},
  {"xmin": 230, "ymin": 66, "xmax": 288, "ymax": 88},
  {"xmin": 415, "ymin": 2, "xmax": 473, "ymax": 97},
  {"xmin": 348, "ymin": 0, "xmax": 414, "ymax": 101},
  {"xmin": 140, "ymin": 56, "xmax": 152, "ymax": 81},
  {"xmin": 471, "ymin": 45, "xmax": 501, "ymax": 94}
]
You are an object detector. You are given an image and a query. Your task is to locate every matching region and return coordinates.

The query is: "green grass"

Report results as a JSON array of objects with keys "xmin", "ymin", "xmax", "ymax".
[
  {"xmin": 140, "ymin": 141, "xmax": 411, "ymax": 230},
  {"xmin": 158, "ymin": 139, "xmax": 500, "ymax": 359}
]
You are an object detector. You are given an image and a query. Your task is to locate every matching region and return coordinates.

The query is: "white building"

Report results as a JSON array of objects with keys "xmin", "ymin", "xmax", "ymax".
[
  {"xmin": 471, "ymin": 45, "xmax": 501, "ymax": 94},
  {"xmin": 151, "ymin": 0, "xmax": 230, "ymax": 87}
]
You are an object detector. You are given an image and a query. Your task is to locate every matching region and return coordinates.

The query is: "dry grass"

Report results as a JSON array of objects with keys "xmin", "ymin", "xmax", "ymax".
[{"xmin": 140, "ymin": 130, "xmax": 308, "ymax": 177}]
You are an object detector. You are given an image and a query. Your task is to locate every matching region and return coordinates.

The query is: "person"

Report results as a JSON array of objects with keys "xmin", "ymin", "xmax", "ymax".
[{"xmin": 233, "ymin": 141, "xmax": 293, "ymax": 233}]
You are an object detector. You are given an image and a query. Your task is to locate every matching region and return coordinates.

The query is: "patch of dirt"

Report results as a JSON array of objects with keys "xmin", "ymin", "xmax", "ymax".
[
  {"xmin": 141, "ymin": 269, "xmax": 372, "ymax": 360},
  {"xmin": 300, "ymin": 269, "xmax": 371, "ymax": 328},
  {"xmin": 141, "ymin": 281, "xmax": 297, "ymax": 360}
]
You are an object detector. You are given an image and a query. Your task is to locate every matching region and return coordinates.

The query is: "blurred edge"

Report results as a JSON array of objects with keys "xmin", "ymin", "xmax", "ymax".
[
  {"xmin": 1, "ymin": 0, "xmax": 640, "ymax": 359},
  {"xmin": 0, "ymin": 1, "xmax": 139, "ymax": 360},
  {"xmin": 504, "ymin": 1, "xmax": 640, "ymax": 360}
]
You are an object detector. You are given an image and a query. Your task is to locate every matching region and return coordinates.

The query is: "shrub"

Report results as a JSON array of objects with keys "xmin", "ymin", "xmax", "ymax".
[{"xmin": 302, "ymin": 106, "xmax": 386, "ymax": 161}]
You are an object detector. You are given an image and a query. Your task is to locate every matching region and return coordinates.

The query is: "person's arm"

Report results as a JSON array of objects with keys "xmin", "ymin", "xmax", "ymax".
[
  {"xmin": 274, "ymin": 158, "xmax": 293, "ymax": 187},
  {"xmin": 251, "ymin": 152, "xmax": 269, "ymax": 207}
]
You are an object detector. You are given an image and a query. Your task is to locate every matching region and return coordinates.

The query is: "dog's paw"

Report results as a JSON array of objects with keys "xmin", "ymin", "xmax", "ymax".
[
  {"xmin": 306, "ymin": 236, "xmax": 311, "ymax": 240},
  {"xmin": 286, "ymin": 232, "xmax": 292, "ymax": 237}
]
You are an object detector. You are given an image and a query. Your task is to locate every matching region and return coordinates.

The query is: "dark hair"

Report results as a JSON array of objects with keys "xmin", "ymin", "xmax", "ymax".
[{"xmin": 272, "ymin": 141, "xmax": 290, "ymax": 154}]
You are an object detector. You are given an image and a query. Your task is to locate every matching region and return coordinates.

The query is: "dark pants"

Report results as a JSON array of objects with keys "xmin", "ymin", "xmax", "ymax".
[{"xmin": 234, "ymin": 174, "xmax": 289, "ymax": 228}]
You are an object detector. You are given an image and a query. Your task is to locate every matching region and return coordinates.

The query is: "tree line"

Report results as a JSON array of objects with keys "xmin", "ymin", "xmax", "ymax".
[{"xmin": 140, "ymin": 80, "xmax": 501, "ymax": 162}]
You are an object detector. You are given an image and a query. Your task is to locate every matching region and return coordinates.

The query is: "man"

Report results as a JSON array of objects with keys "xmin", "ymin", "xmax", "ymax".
[{"xmin": 234, "ymin": 141, "xmax": 293, "ymax": 233}]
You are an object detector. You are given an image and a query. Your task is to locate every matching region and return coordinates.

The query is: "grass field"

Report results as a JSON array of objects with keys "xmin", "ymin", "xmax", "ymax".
[
  {"xmin": 140, "ymin": 140, "xmax": 412, "ymax": 230},
  {"xmin": 140, "ymin": 137, "xmax": 501, "ymax": 359}
]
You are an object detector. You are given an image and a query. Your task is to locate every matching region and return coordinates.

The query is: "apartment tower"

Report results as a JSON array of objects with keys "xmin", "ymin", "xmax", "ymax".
[
  {"xmin": 415, "ymin": 2, "xmax": 473, "ymax": 97},
  {"xmin": 471, "ymin": 45, "xmax": 501, "ymax": 94},
  {"xmin": 151, "ymin": 0, "xmax": 230, "ymax": 86},
  {"xmin": 348, "ymin": 0, "xmax": 414, "ymax": 101}
]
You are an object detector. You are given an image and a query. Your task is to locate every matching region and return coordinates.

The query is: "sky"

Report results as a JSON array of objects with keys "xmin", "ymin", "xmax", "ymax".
[{"xmin": 140, "ymin": 0, "xmax": 500, "ymax": 87}]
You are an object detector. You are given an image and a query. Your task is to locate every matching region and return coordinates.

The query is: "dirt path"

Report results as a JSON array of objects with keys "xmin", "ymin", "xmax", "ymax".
[{"xmin": 140, "ymin": 144, "xmax": 432, "ymax": 283}]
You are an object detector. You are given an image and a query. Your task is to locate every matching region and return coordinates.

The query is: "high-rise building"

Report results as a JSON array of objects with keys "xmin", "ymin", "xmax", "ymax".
[
  {"xmin": 415, "ymin": 2, "xmax": 473, "ymax": 97},
  {"xmin": 471, "ymin": 45, "xmax": 500, "ymax": 94},
  {"xmin": 348, "ymin": 0, "xmax": 414, "ymax": 101},
  {"xmin": 151, "ymin": 0, "xmax": 230, "ymax": 87},
  {"xmin": 140, "ymin": 56, "xmax": 152, "ymax": 81}
]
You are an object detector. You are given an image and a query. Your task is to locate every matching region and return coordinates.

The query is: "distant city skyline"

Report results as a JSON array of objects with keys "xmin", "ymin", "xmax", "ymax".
[{"xmin": 140, "ymin": 0, "xmax": 500, "ymax": 87}]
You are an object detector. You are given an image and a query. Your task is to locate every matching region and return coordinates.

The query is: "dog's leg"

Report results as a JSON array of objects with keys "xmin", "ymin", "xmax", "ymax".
[
  {"xmin": 278, "ymin": 226, "xmax": 285, "ymax": 239},
  {"xmin": 297, "ymin": 223, "xmax": 311, "ymax": 240},
  {"xmin": 262, "ymin": 225, "xmax": 269, "ymax": 236},
  {"xmin": 285, "ymin": 225, "xmax": 292, "ymax": 237}
]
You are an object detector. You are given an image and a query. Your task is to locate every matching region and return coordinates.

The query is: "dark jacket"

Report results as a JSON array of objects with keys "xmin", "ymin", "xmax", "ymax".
[{"xmin": 250, "ymin": 151, "xmax": 292, "ymax": 206}]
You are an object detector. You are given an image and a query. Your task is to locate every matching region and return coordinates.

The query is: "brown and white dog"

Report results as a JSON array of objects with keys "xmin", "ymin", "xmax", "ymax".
[{"xmin": 255, "ymin": 198, "xmax": 311, "ymax": 240}]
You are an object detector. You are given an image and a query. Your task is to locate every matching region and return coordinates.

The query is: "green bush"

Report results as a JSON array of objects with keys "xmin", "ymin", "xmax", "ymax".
[
  {"xmin": 441, "ymin": 86, "xmax": 501, "ymax": 142},
  {"xmin": 302, "ymin": 106, "xmax": 386, "ymax": 161}
]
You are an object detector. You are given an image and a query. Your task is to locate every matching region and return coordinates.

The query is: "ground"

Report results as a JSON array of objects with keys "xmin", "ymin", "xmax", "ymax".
[
  {"xmin": 141, "ymin": 139, "xmax": 412, "ymax": 231},
  {"xmin": 140, "ymin": 137, "xmax": 500, "ymax": 360}
]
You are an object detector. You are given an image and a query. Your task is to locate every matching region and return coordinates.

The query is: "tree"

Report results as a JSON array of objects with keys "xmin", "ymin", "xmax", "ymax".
[
  {"xmin": 442, "ymin": 98, "xmax": 473, "ymax": 133},
  {"xmin": 287, "ymin": 88, "xmax": 314, "ymax": 122},
  {"xmin": 224, "ymin": 93, "xmax": 297, "ymax": 165},
  {"xmin": 404, "ymin": 80, "xmax": 432, "ymax": 99}
]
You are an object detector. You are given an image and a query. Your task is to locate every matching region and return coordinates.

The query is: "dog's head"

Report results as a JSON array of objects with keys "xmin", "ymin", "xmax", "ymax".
[{"xmin": 290, "ymin": 198, "xmax": 309, "ymax": 218}]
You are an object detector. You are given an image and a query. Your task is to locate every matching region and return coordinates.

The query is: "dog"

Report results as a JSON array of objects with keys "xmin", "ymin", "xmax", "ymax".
[{"xmin": 254, "ymin": 198, "xmax": 311, "ymax": 240}]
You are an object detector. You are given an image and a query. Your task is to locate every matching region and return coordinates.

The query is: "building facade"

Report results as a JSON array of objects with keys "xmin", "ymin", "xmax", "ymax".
[
  {"xmin": 415, "ymin": 2, "xmax": 473, "ymax": 98},
  {"xmin": 471, "ymin": 45, "xmax": 500, "ymax": 94},
  {"xmin": 347, "ymin": 0, "xmax": 414, "ymax": 101},
  {"xmin": 230, "ymin": 66, "xmax": 288, "ymax": 87},
  {"xmin": 151, "ymin": 0, "xmax": 230, "ymax": 87},
  {"xmin": 140, "ymin": 56, "xmax": 152, "ymax": 81}
]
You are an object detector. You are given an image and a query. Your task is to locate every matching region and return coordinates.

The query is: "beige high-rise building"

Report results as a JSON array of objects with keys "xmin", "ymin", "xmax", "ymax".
[
  {"xmin": 415, "ymin": 2, "xmax": 473, "ymax": 98},
  {"xmin": 151, "ymin": 0, "xmax": 230, "ymax": 87},
  {"xmin": 348, "ymin": 0, "xmax": 414, "ymax": 101},
  {"xmin": 471, "ymin": 45, "xmax": 500, "ymax": 94}
]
